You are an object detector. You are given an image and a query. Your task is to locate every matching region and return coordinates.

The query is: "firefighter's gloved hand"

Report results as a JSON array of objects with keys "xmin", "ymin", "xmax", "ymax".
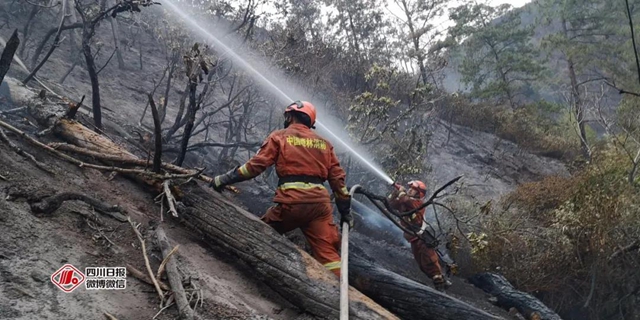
[
  {"xmin": 336, "ymin": 197, "xmax": 354, "ymax": 230},
  {"xmin": 210, "ymin": 167, "xmax": 242, "ymax": 192},
  {"xmin": 340, "ymin": 211, "xmax": 354, "ymax": 230}
]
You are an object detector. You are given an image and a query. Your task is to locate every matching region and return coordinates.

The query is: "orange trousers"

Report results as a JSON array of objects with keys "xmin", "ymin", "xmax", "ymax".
[
  {"xmin": 411, "ymin": 239, "xmax": 443, "ymax": 279},
  {"xmin": 261, "ymin": 202, "xmax": 342, "ymax": 277}
]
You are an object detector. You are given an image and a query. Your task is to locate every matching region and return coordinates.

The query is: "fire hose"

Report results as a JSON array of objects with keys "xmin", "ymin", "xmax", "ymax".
[{"xmin": 340, "ymin": 184, "xmax": 362, "ymax": 320}]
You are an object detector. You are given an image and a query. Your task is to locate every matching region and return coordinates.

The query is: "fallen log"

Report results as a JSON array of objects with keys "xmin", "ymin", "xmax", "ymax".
[
  {"xmin": 178, "ymin": 183, "xmax": 397, "ymax": 319},
  {"xmin": 155, "ymin": 226, "xmax": 198, "ymax": 320},
  {"xmin": 469, "ymin": 273, "xmax": 562, "ymax": 320},
  {"xmin": 3, "ymin": 77, "xmax": 397, "ymax": 319},
  {"xmin": 1, "ymin": 77, "xmax": 232, "ymax": 192},
  {"xmin": 350, "ymin": 255, "xmax": 505, "ymax": 320}
]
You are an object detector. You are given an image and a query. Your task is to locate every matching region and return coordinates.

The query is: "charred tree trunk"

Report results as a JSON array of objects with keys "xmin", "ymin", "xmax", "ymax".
[
  {"xmin": 561, "ymin": 18, "xmax": 589, "ymax": 159},
  {"xmin": 65, "ymin": 0, "xmax": 81, "ymax": 51},
  {"xmin": 164, "ymin": 82, "xmax": 190, "ymax": 141},
  {"xmin": 138, "ymin": 32, "xmax": 143, "ymax": 70},
  {"xmin": 60, "ymin": 58, "xmax": 78, "ymax": 84},
  {"xmin": 24, "ymin": 0, "xmax": 68, "ymax": 84},
  {"xmin": 149, "ymin": 94, "xmax": 162, "ymax": 173},
  {"xmin": 20, "ymin": 5, "xmax": 40, "ymax": 59},
  {"xmin": 160, "ymin": 57, "xmax": 177, "ymax": 124},
  {"xmin": 175, "ymin": 81, "xmax": 197, "ymax": 166},
  {"xmin": 82, "ymin": 32, "xmax": 102, "ymax": 129},
  {"xmin": 107, "ymin": 0, "xmax": 125, "ymax": 70},
  {"xmin": 31, "ymin": 23, "xmax": 83, "ymax": 69},
  {"xmin": 75, "ymin": 0, "xmax": 107, "ymax": 130},
  {"xmin": 470, "ymin": 273, "xmax": 562, "ymax": 320},
  {"xmin": 0, "ymin": 30, "xmax": 20, "ymax": 85},
  {"xmin": 350, "ymin": 255, "xmax": 505, "ymax": 320}
]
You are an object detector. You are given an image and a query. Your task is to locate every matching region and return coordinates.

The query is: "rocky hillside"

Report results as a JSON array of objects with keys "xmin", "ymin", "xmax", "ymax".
[{"xmin": 0, "ymin": 0, "xmax": 572, "ymax": 319}]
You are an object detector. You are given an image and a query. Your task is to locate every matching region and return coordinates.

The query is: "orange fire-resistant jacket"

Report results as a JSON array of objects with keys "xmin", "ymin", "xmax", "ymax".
[
  {"xmin": 235, "ymin": 123, "xmax": 350, "ymax": 204},
  {"xmin": 389, "ymin": 191, "xmax": 425, "ymax": 242}
]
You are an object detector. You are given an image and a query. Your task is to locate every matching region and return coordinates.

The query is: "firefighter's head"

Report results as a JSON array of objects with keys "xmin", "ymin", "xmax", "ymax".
[
  {"xmin": 284, "ymin": 100, "xmax": 317, "ymax": 129},
  {"xmin": 407, "ymin": 180, "xmax": 427, "ymax": 198}
]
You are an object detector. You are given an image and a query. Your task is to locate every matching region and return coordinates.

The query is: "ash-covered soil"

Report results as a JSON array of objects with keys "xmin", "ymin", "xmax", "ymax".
[{"xmin": 0, "ymin": 110, "xmax": 309, "ymax": 320}]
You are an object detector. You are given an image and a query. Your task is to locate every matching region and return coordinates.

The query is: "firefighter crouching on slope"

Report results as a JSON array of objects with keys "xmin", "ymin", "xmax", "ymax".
[
  {"xmin": 389, "ymin": 180, "xmax": 451, "ymax": 291},
  {"xmin": 209, "ymin": 100, "xmax": 354, "ymax": 278}
]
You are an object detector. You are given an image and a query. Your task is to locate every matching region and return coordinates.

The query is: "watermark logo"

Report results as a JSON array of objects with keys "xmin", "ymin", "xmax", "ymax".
[
  {"xmin": 85, "ymin": 267, "xmax": 127, "ymax": 290},
  {"xmin": 51, "ymin": 264, "xmax": 86, "ymax": 293}
]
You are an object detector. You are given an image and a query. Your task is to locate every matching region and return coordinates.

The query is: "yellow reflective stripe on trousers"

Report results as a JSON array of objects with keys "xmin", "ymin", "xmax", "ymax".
[
  {"xmin": 278, "ymin": 182, "xmax": 326, "ymax": 190},
  {"xmin": 323, "ymin": 261, "xmax": 341, "ymax": 270},
  {"xmin": 238, "ymin": 165, "xmax": 251, "ymax": 177}
]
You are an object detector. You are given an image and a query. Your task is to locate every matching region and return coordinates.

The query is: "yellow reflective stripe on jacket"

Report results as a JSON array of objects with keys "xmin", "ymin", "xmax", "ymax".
[
  {"xmin": 323, "ymin": 261, "xmax": 341, "ymax": 270},
  {"xmin": 238, "ymin": 164, "xmax": 251, "ymax": 178},
  {"xmin": 337, "ymin": 186, "xmax": 349, "ymax": 197},
  {"xmin": 278, "ymin": 182, "xmax": 326, "ymax": 190}
]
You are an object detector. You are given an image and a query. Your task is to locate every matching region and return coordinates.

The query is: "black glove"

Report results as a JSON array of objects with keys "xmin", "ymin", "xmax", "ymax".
[
  {"xmin": 210, "ymin": 167, "xmax": 242, "ymax": 192},
  {"xmin": 336, "ymin": 197, "xmax": 354, "ymax": 230}
]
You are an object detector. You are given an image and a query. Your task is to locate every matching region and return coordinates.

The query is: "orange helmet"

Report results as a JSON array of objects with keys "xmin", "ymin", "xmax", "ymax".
[
  {"xmin": 285, "ymin": 100, "xmax": 317, "ymax": 127},
  {"xmin": 408, "ymin": 180, "xmax": 427, "ymax": 198}
]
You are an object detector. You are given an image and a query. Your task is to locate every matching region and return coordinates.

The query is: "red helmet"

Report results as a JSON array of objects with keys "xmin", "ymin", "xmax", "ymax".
[
  {"xmin": 408, "ymin": 180, "xmax": 427, "ymax": 198},
  {"xmin": 285, "ymin": 100, "xmax": 317, "ymax": 127}
]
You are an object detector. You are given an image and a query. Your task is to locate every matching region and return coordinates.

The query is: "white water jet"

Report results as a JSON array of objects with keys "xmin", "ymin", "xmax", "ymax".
[{"xmin": 159, "ymin": 0, "xmax": 394, "ymax": 185}]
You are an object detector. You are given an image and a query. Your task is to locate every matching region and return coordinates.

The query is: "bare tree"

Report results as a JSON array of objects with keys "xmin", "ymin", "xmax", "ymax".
[
  {"xmin": 23, "ymin": 0, "xmax": 69, "ymax": 84},
  {"xmin": 107, "ymin": 0, "xmax": 126, "ymax": 69},
  {"xmin": 19, "ymin": 1, "xmax": 44, "ymax": 59},
  {"xmin": 392, "ymin": 0, "xmax": 446, "ymax": 87},
  {"xmin": 175, "ymin": 43, "xmax": 213, "ymax": 166},
  {"xmin": 74, "ymin": 0, "xmax": 155, "ymax": 129}
]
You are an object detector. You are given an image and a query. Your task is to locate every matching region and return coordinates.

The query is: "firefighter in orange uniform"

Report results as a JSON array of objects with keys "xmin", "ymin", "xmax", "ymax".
[
  {"xmin": 210, "ymin": 100, "xmax": 353, "ymax": 278},
  {"xmin": 389, "ymin": 180, "xmax": 450, "ymax": 290}
]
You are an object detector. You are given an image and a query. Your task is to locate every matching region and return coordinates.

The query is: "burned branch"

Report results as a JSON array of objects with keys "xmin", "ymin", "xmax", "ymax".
[
  {"xmin": 0, "ymin": 107, "xmax": 27, "ymax": 115},
  {"xmin": 155, "ymin": 226, "xmax": 198, "ymax": 320},
  {"xmin": 129, "ymin": 217, "xmax": 165, "ymax": 304},
  {"xmin": 65, "ymin": 95, "xmax": 84, "ymax": 120},
  {"xmin": 608, "ymin": 240, "xmax": 640, "ymax": 262},
  {"xmin": 27, "ymin": 191, "xmax": 128, "ymax": 222},
  {"xmin": 126, "ymin": 263, "xmax": 170, "ymax": 291},
  {"xmin": 0, "ymin": 119, "xmax": 200, "ymax": 181},
  {"xmin": 31, "ymin": 22, "xmax": 84, "ymax": 76},
  {"xmin": 0, "ymin": 127, "xmax": 54, "ymax": 175},
  {"xmin": 23, "ymin": 0, "xmax": 68, "ymax": 84},
  {"xmin": 162, "ymin": 180, "xmax": 178, "ymax": 218},
  {"xmin": 149, "ymin": 94, "xmax": 162, "ymax": 173}
]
